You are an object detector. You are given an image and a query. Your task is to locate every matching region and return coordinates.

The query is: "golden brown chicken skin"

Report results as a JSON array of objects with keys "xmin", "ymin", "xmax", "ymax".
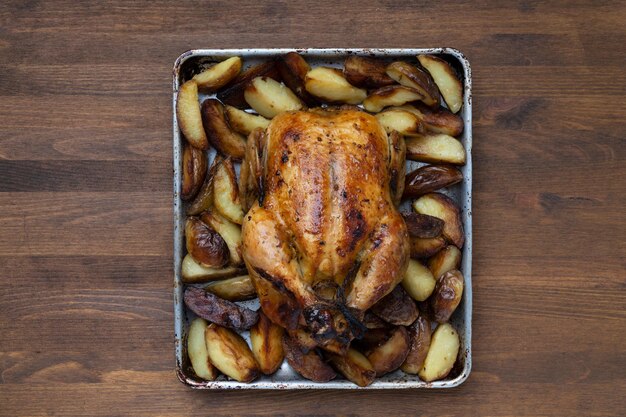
[{"xmin": 242, "ymin": 109, "xmax": 409, "ymax": 351}]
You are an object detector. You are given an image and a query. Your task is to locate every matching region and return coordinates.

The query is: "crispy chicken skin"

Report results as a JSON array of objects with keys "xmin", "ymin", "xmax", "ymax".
[{"xmin": 242, "ymin": 109, "xmax": 409, "ymax": 350}]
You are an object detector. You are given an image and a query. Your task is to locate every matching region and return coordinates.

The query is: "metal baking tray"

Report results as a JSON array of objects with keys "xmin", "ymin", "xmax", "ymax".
[{"xmin": 173, "ymin": 48, "xmax": 472, "ymax": 389}]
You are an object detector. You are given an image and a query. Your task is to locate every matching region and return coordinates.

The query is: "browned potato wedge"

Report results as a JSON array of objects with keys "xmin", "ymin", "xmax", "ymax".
[
  {"xmin": 375, "ymin": 109, "xmax": 423, "ymax": 136},
  {"xmin": 282, "ymin": 335, "xmax": 336, "ymax": 382},
  {"xmin": 244, "ymin": 76, "xmax": 304, "ymax": 118},
  {"xmin": 201, "ymin": 99, "xmax": 246, "ymax": 160},
  {"xmin": 205, "ymin": 323, "xmax": 259, "ymax": 382},
  {"xmin": 343, "ymin": 56, "xmax": 395, "ymax": 89},
  {"xmin": 239, "ymin": 128, "xmax": 265, "ymax": 212},
  {"xmin": 413, "ymin": 193, "xmax": 464, "ymax": 248},
  {"xmin": 400, "ymin": 316, "xmax": 431, "ymax": 374},
  {"xmin": 388, "ymin": 130, "xmax": 406, "ymax": 206},
  {"xmin": 304, "ymin": 67, "xmax": 367, "ymax": 104},
  {"xmin": 409, "ymin": 236, "xmax": 447, "ymax": 258},
  {"xmin": 417, "ymin": 55, "xmax": 463, "ymax": 113},
  {"xmin": 428, "ymin": 245, "xmax": 462, "ymax": 280},
  {"xmin": 366, "ymin": 326, "xmax": 410, "ymax": 376},
  {"xmin": 401, "ymin": 212, "xmax": 444, "ymax": 239},
  {"xmin": 363, "ymin": 85, "xmax": 424, "ymax": 113},
  {"xmin": 192, "ymin": 56, "xmax": 242, "ymax": 92},
  {"xmin": 371, "ymin": 285, "xmax": 418, "ymax": 326},
  {"xmin": 401, "ymin": 258, "xmax": 436, "ymax": 301},
  {"xmin": 408, "ymin": 103, "xmax": 464, "ymax": 136},
  {"xmin": 176, "ymin": 80, "xmax": 208, "ymax": 149},
  {"xmin": 185, "ymin": 217, "xmax": 229, "ymax": 268},
  {"xmin": 386, "ymin": 61, "xmax": 440, "ymax": 107},
  {"xmin": 213, "ymin": 157, "xmax": 244, "ymax": 224},
  {"xmin": 181, "ymin": 142, "xmax": 207, "ymax": 201},
  {"xmin": 201, "ymin": 210, "xmax": 243, "ymax": 265},
  {"xmin": 184, "ymin": 287, "xmax": 258, "ymax": 330},
  {"xmin": 327, "ymin": 348, "xmax": 376, "ymax": 387},
  {"xmin": 204, "ymin": 275, "xmax": 256, "ymax": 301},
  {"xmin": 277, "ymin": 52, "xmax": 319, "ymax": 106},
  {"xmin": 224, "ymin": 105, "xmax": 270, "ymax": 136},
  {"xmin": 181, "ymin": 254, "xmax": 246, "ymax": 283},
  {"xmin": 403, "ymin": 164, "xmax": 463, "ymax": 199},
  {"xmin": 419, "ymin": 323, "xmax": 460, "ymax": 381},
  {"xmin": 405, "ymin": 134, "xmax": 466, "ymax": 165},
  {"xmin": 187, "ymin": 318, "xmax": 218, "ymax": 380},
  {"xmin": 250, "ymin": 311, "xmax": 285, "ymax": 374},
  {"xmin": 217, "ymin": 60, "xmax": 281, "ymax": 108},
  {"xmin": 431, "ymin": 270, "xmax": 464, "ymax": 323},
  {"xmin": 362, "ymin": 311, "xmax": 390, "ymax": 329},
  {"xmin": 287, "ymin": 329, "xmax": 318, "ymax": 352},
  {"xmin": 186, "ymin": 155, "xmax": 221, "ymax": 216}
]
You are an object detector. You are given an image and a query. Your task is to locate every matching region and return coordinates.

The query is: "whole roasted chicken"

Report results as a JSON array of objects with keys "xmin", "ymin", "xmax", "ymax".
[{"xmin": 241, "ymin": 108, "xmax": 409, "ymax": 352}]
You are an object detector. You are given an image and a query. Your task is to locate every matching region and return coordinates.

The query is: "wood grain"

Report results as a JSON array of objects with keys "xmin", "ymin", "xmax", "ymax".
[{"xmin": 1, "ymin": 0, "xmax": 625, "ymax": 416}]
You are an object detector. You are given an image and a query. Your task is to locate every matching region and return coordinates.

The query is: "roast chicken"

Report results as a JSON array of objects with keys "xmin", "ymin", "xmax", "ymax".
[{"xmin": 241, "ymin": 108, "xmax": 410, "ymax": 352}]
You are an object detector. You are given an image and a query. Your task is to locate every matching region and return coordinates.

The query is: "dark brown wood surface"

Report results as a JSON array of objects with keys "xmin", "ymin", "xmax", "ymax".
[{"xmin": 1, "ymin": 1, "xmax": 625, "ymax": 416}]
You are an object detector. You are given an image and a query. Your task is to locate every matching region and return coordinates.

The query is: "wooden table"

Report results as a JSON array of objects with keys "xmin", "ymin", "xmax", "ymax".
[{"xmin": 1, "ymin": 1, "xmax": 624, "ymax": 416}]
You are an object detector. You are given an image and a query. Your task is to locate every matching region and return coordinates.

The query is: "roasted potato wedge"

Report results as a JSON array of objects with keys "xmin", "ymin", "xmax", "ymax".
[
  {"xmin": 366, "ymin": 326, "xmax": 410, "ymax": 377},
  {"xmin": 428, "ymin": 245, "xmax": 462, "ymax": 280},
  {"xmin": 388, "ymin": 130, "xmax": 406, "ymax": 206},
  {"xmin": 402, "ymin": 258, "xmax": 436, "ymax": 301},
  {"xmin": 181, "ymin": 254, "xmax": 246, "ymax": 283},
  {"xmin": 184, "ymin": 287, "xmax": 258, "ymax": 330},
  {"xmin": 419, "ymin": 322, "xmax": 460, "ymax": 382},
  {"xmin": 282, "ymin": 335, "xmax": 336, "ymax": 382},
  {"xmin": 363, "ymin": 85, "xmax": 424, "ymax": 113},
  {"xmin": 287, "ymin": 329, "xmax": 318, "ymax": 352},
  {"xmin": 213, "ymin": 157, "xmax": 244, "ymax": 224},
  {"xmin": 327, "ymin": 348, "xmax": 376, "ymax": 387},
  {"xmin": 409, "ymin": 236, "xmax": 447, "ymax": 259},
  {"xmin": 403, "ymin": 164, "xmax": 463, "ymax": 199},
  {"xmin": 417, "ymin": 55, "xmax": 463, "ymax": 113},
  {"xmin": 239, "ymin": 128, "xmax": 265, "ymax": 212},
  {"xmin": 371, "ymin": 285, "xmax": 418, "ymax": 326},
  {"xmin": 201, "ymin": 210, "xmax": 243, "ymax": 265},
  {"xmin": 375, "ymin": 108, "xmax": 423, "ymax": 136},
  {"xmin": 431, "ymin": 270, "xmax": 464, "ymax": 323},
  {"xmin": 181, "ymin": 142, "xmax": 207, "ymax": 201},
  {"xmin": 277, "ymin": 52, "xmax": 319, "ymax": 106},
  {"xmin": 201, "ymin": 99, "xmax": 246, "ymax": 160},
  {"xmin": 250, "ymin": 311, "xmax": 285, "ymax": 374},
  {"xmin": 192, "ymin": 56, "xmax": 242, "ymax": 92},
  {"xmin": 413, "ymin": 193, "xmax": 465, "ymax": 248},
  {"xmin": 386, "ymin": 61, "xmax": 440, "ymax": 107},
  {"xmin": 244, "ymin": 76, "xmax": 304, "ymax": 118},
  {"xmin": 362, "ymin": 311, "xmax": 390, "ymax": 329},
  {"xmin": 204, "ymin": 275, "xmax": 256, "ymax": 301},
  {"xmin": 224, "ymin": 105, "xmax": 270, "ymax": 136},
  {"xmin": 186, "ymin": 155, "xmax": 221, "ymax": 216},
  {"xmin": 187, "ymin": 318, "xmax": 219, "ymax": 380},
  {"xmin": 401, "ymin": 212, "xmax": 444, "ymax": 239},
  {"xmin": 405, "ymin": 134, "xmax": 466, "ymax": 165},
  {"xmin": 217, "ymin": 60, "xmax": 281, "ymax": 108},
  {"xmin": 304, "ymin": 67, "xmax": 367, "ymax": 104},
  {"xmin": 343, "ymin": 56, "xmax": 395, "ymax": 89},
  {"xmin": 185, "ymin": 217, "xmax": 229, "ymax": 268},
  {"xmin": 176, "ymin": 80, "xmax": 208, "ymax": 149},
  {"xmin": 406, "ymin": 103, "xmax": 464, "ymax": 136},
  {"xmin": 205, "ymin": 323, "xmax": 259, "ymax": 382},
  {"xmin": 401, "ymin": 316, "xmax": 431, "ymax": 374}
]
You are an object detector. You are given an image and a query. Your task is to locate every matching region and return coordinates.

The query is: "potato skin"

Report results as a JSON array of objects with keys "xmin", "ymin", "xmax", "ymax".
[
  {"xmin": 217, "ymin": 60, "xmax": 281, "ymax": 108},
  {"xmin": 282, "ymin": 335, "xmax": 337, "ymax": 382},
  {"xmin": 250, "ymin": 310, "xmax": 285, "ymax": 374},
  {"xmin": 184, "ymin": 287, "xmax": 258, "ymax": 330},
  {"xmin": 413, "ymin": 193, "xmax": 465, "ymax": 248},
  {"xmin": 201, "ymin": 99, "xmax": 246, "ymax": 160},
  {"xmin": 419, "ymin": 322, "xmax": 460, "ymax": 381},
  {"xmin": 405, "ymin": 134, "xmax": 466, "ymax": 165},
  {"xmin": 409, "ymin": 236, "xmax": 447, "ymax": 258},
  {"xmin": 186, "ymin": 155, "xmax": 221, "ymax": 216},
  {"xmin": 417, "ymin": 54, "xmax": 463, "ymax": 114},
  {"xmin": 428, "ymin": 245, "xmax": 462, "ymax": 280},
  {"xmin": 412, "ymin": 102, "xmax": 464, "ymax": 136},
  {"xmin": 363, "ymin": 85, "xmax": 424, "ymax": 113},
  {"xmin": 213, "ymin": 157, "xmax": 244, "ymax": 224},
  {"xmin": 326, "ymin": 348, "xmax": 376, "ymax": 387},
  {"xmin": 185, "ymin": 217, "xmax": 229, "ymax": 268},
  {"xmin": 187, "ymin": 318, "xmax": 219, "ymax": 380},
  {"xmin": 365, "ymin": 326, "xmax": 410, "ymax": 376},
  {"xmin": 181, "ymin": 254, "xmax": 246, "ymax": 283},
  {"xmin": 431, "ymin": 270, "xmax": 464, "ymax": 323},
  {"xmin": 277, "ymin": 52, "xmax": 319, "ymax": 106},
  {"xmin": 343, "ymin": 56, "xmax": 395, "ymax": 89},
  {"xmin": 181, "ymin": 142, "xmax": 207, "ymax": 201},
  {"xmin": 403, "ymin": 164, "xmax": 463, "ymax": 199},
  {"xmin": 401, "ymin": 212, "xmax": 444, "ymax": 239},
  {"xmin": 204, "ymin": 275, "xmax": 256, "ymax": 301},
  {"xmin": 370, "ymin": 284, "xmax": 418, "ymax": 326},
  {"xmin": 400, "ymin": 316, "xmax": 432, "ymax": 374},
  {"xmin": 205, "ymin": 323, "xmax": 260, "ymax": 382},
  {"xmin": 192, "ymin": 56, "xmax": 242, "ymax": 92},
  {"xmin": 386, "ymin": 61, "xmax": 440, "ymax": 107}
]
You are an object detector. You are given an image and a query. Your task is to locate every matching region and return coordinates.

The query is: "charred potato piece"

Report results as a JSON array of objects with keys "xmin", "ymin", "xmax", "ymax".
[
  {"xmin": 205, "ymin": 323, "xmax": 260, "ymax": 382},
  {"xmin": 287, "ymin": 329, "xmax": 318, "ymax": 352},
  {"xmin": 244, "ymin": 76, "xmax": 304, "ymax": 118},
  {"xmin": 419, "ymin": 323, "xmax": 460, "ymax": 382},
  {"xmin": 375, "ymin": 108, "xmax": 423, "ymax": 136},
  {"xmin": 304, "ymin": 67, "xmax": 367, "ymax": 104},
  {"xmin": 181, "ymin": 142, "xmax": 207, "ymax": 201},
  {"xmin": 187, "ymin": 318, "xmax": 219, "ymax": 380},
  {"xmin": 277, "ymin": 52, "xmax": 319, "ymax": 106},
  {"xmin": 201, "ymin": 99, "xmax": 246, "ymax": 159},
  {"xmin": 408, "ymin": 103, "xmax": 464, "ymax": 136},
  {"xmin": 185, "ymin": 217, "xmax": 229, "ymax": 268},
  {"xmin": 204, "ymin": 275, "xmax": 256, "ymax": 301},
  {"xmin": 250, "ymin": 311, "xmax": 285, "ymax": 374},
  {"xmin": 217, "ymin": 60, "xmax": 281, "ymax": 108},
  {"xmin": 213, "ymin": 157, "xmax": 244, "ymax": 224},
  {"xmin": 363, "ymin": 85, "xmax": 424, "ymax": 113},
  {"xmin": 403, "ymin": 164, "xmax": 463, "ymax": 199},
  {"xmin": 409, "ymin": 236, "xmax": 447, "ymax": 258},
  {"xmin": 184, "ymin": 287, "xmax": 258, "ymax": 330},
  {"xmin": 201, "ymin": 210, "xmax": 243, "ymax": 265},
  {"xmin": 224, "ymin": 105, "xmax": 270, "ymax": 136},
  {"xmin": 362, "ymin": 311, "xmax": 390, "ymax": 329},
  {"xmin": 176, "ymin": 80, "xmax": 208, "ymax": 149},
  {"xmin": 343, "ymin": 56, "xmax": 395, "ymax": 89},
  {"xmin": 413, "ymin": 193, "xmax": 465, "ymax": 248},
  {"xmin": 401, "ymin": 212, "xmax": 444, "ymax": 239},
  {"xmin": 431, "ymin": 270, "xmax": 464, "ymax": 323},
  {"xmin": 327, "ymin": 348, "xmax": 376, "ymax": 387},
  {"xmin": 192, "ymin": 56, "xmax": 242, "ymax": 92},
  {"xmin": 417, "ymin": 55, "xmax": 463, "ymax": 113},
  {"xmin": 282, "ymin": 335, "xmax": 337, "ymax": 382},
  {"xmin": 402, "ymin": 259, "xmax": 436, "ymax": 302},
  {"xmin": 405, "ymin": 134, "xmax": 466, "ymax": 165},
  {"xmin": 371, "ymin": 285, "xmax": 418, "ymax": 326},
  {"xmin": 386, "ymin": 61, "xmax": 440, "ymax": 107},
  {"xmin": 186, "ymin": 155, "xmax": 221, "ymax": 216},
  {"xmin": 401, "ymin": 316, "xmax": 432, "ymax": 374},
  {"xmin": 366, "ymin": 326, "xmax": 410, "ymax": 377},
  {"xmin": 428, "ymin": 245, "xmax": 462, "ymax": 280},
  {"xmin": 181, "ymin": 254, "xmax": 246, "ymax": 283}
]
